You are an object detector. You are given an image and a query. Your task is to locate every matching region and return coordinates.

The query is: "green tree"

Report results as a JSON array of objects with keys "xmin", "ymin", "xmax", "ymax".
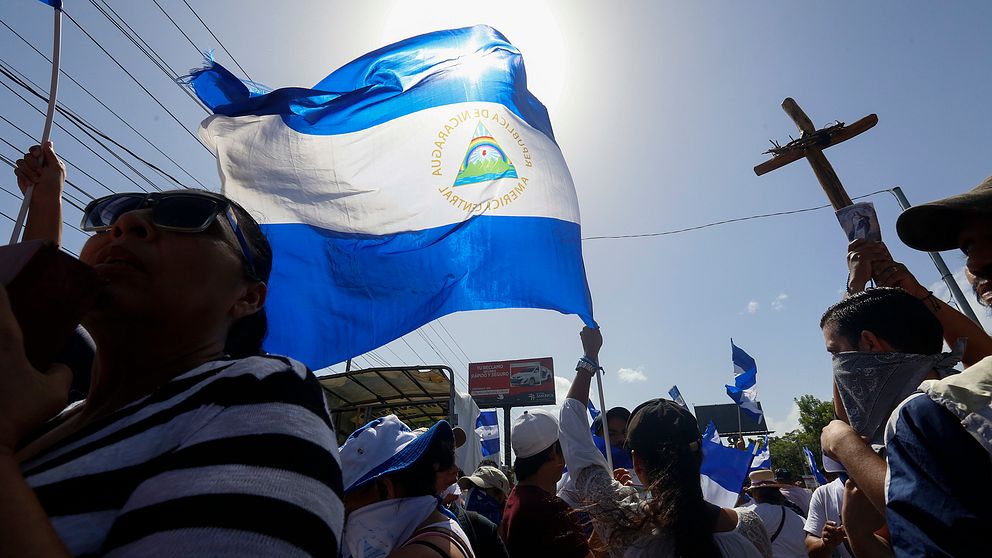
[{"xmin": 764, "ymin": 395, "xmax": 834, "ymax": 481}]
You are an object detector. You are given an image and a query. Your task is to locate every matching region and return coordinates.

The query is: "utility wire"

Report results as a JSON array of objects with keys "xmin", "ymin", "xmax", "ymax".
[
  {"xmin": 0, "ymin": 77, "xmax": 155, "ymax": 192},
  {"xmin": 150, "ymin": 0, "xmax": 201, "ymax": 54},
  {"xmin": 427, "ymin": 322, "xmax": 468, "ymax": 369},
  {"xmin": 582, "ymin": 189, "xmax": 893, "ymax": 240},
  {"xmin": 181, "ymin": 0, "xmax": 253, "ymax": 81},
  {"xmin": 437, "ymin": 318, "xmax": 473, "ymax": 364},
  {"xmin": 0, "ymin": 19, "xmax": 209, "ymax": 188},
  {"xmin": 87, "ymin": 0, "xmax": 209, "ymax": 113},
  {"xmin": 0, "ymin": 114, "xmax": 114, "ymax": 196},
  {"xmin": 60, "ymin": 9, "xmax": 213, "ymax": 154},
  {"xmin": 0, "ymin": 143, "xmax": 92, "ymax": 208},
  {"xmin": 0, "ymin": 62, "xmax": 173, "ymax": 191}
]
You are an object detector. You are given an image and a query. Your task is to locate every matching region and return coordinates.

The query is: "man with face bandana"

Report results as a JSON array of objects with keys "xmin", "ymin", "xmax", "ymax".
[{"xmin": 818, "ymin": 277, "xmax": 987, "ymax": 554}]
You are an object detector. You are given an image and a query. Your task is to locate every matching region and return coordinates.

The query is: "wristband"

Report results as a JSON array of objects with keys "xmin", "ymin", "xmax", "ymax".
[{"xmin": 576, "ymin": 357, "xmax": 602, "ymax": 374}]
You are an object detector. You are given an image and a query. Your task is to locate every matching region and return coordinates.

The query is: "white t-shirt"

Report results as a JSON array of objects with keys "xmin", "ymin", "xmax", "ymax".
[
  {"xmin": 803, "ymin": 479, "xmax": 853, "ymax": 558},
  {"xmin": 748, "ymin": 502, "xmax": 808, "ymax": 558}
]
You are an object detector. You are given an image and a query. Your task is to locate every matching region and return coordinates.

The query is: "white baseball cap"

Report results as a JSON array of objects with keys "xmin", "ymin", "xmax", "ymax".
[
  {"xmin": 338, "ymin": 414, "xmax": 454, "ymax": 493},
  {"xmin": 511, "ymin": 409, "xmax": 559, "ymax": 458}
]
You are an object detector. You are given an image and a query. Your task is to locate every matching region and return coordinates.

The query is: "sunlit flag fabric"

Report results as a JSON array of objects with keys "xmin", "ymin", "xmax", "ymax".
[
  {"xmin": 750, "ymin": 435, "xmax": 771, "ymax": 471},
  {"xmin": 726, "ymin": 340, "xmax": 763, "ymax": 422},
  {"xmin": 37, "ymin": 0, "xmax": 62, "ymax": 8},
  {"xmin": 188, "ymin": 25, "xmax": 595, "ymax": 368},
  {"xmin": 669, "ymin": 385, "xmax": 687, "ymax": 408},
  {"xmin": 701, "ymin": 435, "xmax": 754, "ymax": 508},
  {"xmin": 476, "ymin": 410, "xmax": 500, "ymax": 457},
  {"xmin": 803, "ymin": 447, "xmax": 828, "ymax": 486}
]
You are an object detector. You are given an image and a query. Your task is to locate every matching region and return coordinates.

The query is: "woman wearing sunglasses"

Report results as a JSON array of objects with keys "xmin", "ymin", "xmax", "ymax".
[{"xmin": 2, "ymin": 144, "xmax": 344, "ymax": 556}]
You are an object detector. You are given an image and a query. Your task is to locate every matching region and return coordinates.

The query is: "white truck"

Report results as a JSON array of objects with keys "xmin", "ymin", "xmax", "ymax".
[{"xmin": 509, "ymin": 362, "xmax": 552, "ymax": 386}]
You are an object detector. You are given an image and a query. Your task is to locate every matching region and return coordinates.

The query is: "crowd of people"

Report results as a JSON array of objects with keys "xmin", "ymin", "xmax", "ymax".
[{"xmin": 1, "ymin": 142, "xmax": 990, "ymax": 557}]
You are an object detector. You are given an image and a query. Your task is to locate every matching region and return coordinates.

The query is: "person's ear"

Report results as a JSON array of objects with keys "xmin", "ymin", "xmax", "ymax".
[
  {"xmin": 859, "ymin": 330, "xmax": 894, "ymax": 352},
  {"xmin": 230, "ymin": 281, "xmax": 267, "ymax": 320}
]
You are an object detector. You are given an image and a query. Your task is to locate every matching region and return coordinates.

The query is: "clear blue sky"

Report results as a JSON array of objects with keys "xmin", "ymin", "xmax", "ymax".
[{"xmin": 2, "ymin": 1, "xmax": 991, "ymax": 438}]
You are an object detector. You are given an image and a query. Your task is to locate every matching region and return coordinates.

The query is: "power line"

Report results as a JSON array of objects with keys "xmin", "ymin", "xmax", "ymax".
[
  {"xmin": 86, "ymin": 0, "xmax": 209, "ymax": 113},
  {"xmin": 400, "ymin": 336, "xmax": 427, "ymax": 364},
  {"xmin": 180, "ymin": 0, "xmax": 253, "ymax": 81},
  {"xmin": 0, "ymin": 143, "xmax": 92, "ymax": 208},
  {"xmin": 0, "ymin": 18, "xmax": 209, "ymax": 188},
  {"xmin": 0, "ymin": 114, "xmax": 114, "ymax": 196},
  {"xmin": 0, "ymin": 62, "xmax": 172, "ymax": 191},
  {"xmin": 150, "ymin": 0, "xmax": 201, "ymax": 54},
  {"xmin": 582, "ymin": 189, "xmax": 893, "ymax": 240},
  {"xmin": 437, "ymin": 318, "xmax": 473, "ymax": 364},
  {"xmin": 60, "ymin": 9, "xmax": 213, "ymax": 154},
  {"xmin": 427, "ymin": 321, "xmax": 468, "ymax": 369},
  {"xmin": 0, "ymin": 78, "xmax": 155, "ymax": 192}
]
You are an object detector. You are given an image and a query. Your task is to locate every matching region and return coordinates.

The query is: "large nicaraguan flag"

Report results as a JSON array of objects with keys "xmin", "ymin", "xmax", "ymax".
[
  {"xmin": 726, "ymin": 340, "xmax": 763, "ymax": 422},
  {"xmin": 475, "ymin": 410, "xmax": 500, "ymax": 457},
  {"xmin": 188, "ymin": 26, "xmax": 595, "ymax": 368},
  {"xmin": 701, "ymin": 435, "xmax": 754, "ymax": 508}
]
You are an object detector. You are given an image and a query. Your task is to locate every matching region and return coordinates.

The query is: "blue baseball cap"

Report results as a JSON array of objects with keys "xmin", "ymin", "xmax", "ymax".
[{"xmin": 339, "ymin": 415, "xmax": 454, "ymax": 493}]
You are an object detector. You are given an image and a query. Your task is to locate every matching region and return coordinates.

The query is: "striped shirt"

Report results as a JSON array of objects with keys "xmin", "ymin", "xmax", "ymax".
[{"xmin": 21, "ymin": 355, "xmax": 344, "ymax": 557}]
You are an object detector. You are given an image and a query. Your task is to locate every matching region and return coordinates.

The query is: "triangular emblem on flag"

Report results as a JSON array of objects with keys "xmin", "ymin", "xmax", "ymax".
[{"xmin": 453, "ymin": 121, "xmax": 518, "ymax": 186}]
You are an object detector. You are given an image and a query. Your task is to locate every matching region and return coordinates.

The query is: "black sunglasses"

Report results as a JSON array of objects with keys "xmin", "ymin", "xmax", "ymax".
[{"xmin": 81, "ymin": 192, "xmax": 259, "ymax": 280}]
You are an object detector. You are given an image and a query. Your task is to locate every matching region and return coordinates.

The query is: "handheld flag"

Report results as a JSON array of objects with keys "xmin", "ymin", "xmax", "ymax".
[
  {"xmin": 188, "ymin": 25, "xmax": 595, "ymax": 369},
  {"xmin": 701, "ymin": 437, "xmax": 755, "ymax": 508},
  {"xmin": 750, "ymin": 435, "xmax": 771, "ymax": 471},
  {"xmin": 476, "ymin": 411, "xmax": 500, "ymax": 457},
  {"xmin": 726, "ymin": 340, "xmax": 763, "ymax": 422},
  {"xmin": 803, "ymin": 447, "xmax": 828, "ymax": 486},
  {"xmin": 668, "ymin": 385, "xmax": 687, "ymax": 408},
  {"xmin": 703, "ymin": 420, "xmax": 722, "ymax": 445}
]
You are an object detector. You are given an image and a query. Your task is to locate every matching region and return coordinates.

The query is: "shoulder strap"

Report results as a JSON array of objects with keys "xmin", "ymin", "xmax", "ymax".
[
  {"xmin": 406, "ymin": 528, "xmax": 473, "ymax": 558},
  {"xmin": 406, "ymin": 540, "xmax": 450, "ymax": 558},
  {"xmin": 769, "ymin": 506, "xmax": 787, "ymax": 542}
]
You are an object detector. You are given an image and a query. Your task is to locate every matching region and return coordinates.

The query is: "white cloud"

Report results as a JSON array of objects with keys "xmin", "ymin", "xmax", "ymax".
[
  {"xmin": 617, "ymin": 367, "xmax": 647, "ymax": 383},
  {"xmin": 765, "ymin": 402, "xmax": 801, "ymax": 435},
  {"xmin": 771, "ymin": 293, "xmax": 789, "ymax": 311},
  {"xmin": 747, "ymin": 300, "xmax": 760, "ymax": 314}
]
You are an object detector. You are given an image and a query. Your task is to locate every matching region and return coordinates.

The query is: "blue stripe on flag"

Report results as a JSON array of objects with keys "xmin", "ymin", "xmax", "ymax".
[
  {"xmin": 804, "ymin": 447, "xmax": 828, "ymax": 486},
  {"xmin": 38, "ymin": 0, "xmax": 62, "ymax": 8},
  {"xmin": 186, "ymin": 25, "xmax": 556, "ymax": 141},
  {"xmin": 701, "ymin": 437, "xmax": 754, "ymax": 506},
  {"xmin": 476, "ymin": 410, "xmax": 500, "ymax": 457},
  {"xmin": 261, "ymin": 216, "xmax": 594, "ymax": 368},
  {"xmin": 731, "ymin": 340, "xmax": 757, "ymax": 377}
]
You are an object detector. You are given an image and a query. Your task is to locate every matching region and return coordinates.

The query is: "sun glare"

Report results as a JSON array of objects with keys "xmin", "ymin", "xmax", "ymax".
[{"xmin": 382, "ymin": 0, "xmax": 567, "ymax": 110}]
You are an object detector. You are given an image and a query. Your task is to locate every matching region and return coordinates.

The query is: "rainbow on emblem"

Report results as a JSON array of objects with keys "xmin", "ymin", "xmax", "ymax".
[{"xmin": 453, "ymin": 121, "xmax": 518, "ymax": 186}]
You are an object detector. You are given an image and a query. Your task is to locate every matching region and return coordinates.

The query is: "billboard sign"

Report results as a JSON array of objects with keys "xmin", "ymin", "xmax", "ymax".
[{"xmin": 468, "ymin": 357, "xmax": 555, "ymax": 408}]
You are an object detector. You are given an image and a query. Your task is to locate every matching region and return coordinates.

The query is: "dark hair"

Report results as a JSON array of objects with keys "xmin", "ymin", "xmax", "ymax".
[
  {"xmin": 820, "ymin": 287, "xmax": 943, "ymax": 354},
  {"xmin": 222, "ymin": 198, "xmax": 273, "ymax": 358},
  {"xmin": 388, "ymin": 432, "xmax": 456, "ymax": 497},
  {"xmin": 751, "ymin": 486, "xmax": 785, "ymax": 504},
  {"xmin": 596, "ymin": 400, "xmax": 720, "ymax": 557},
  {"xmin": 512, "ymin": 440, "xmax": 560, "ymax": 481}
]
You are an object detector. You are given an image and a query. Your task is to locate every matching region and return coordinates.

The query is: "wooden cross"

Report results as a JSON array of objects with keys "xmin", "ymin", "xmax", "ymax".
[{"xmin": 754, "ymin": 98, "xmax": 877, "ymax": 210}]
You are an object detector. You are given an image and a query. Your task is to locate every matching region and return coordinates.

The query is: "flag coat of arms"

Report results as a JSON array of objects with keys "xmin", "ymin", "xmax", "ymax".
[{"xmin": 188, "ymin": 25, "xmax": 595, "ymax": 369}]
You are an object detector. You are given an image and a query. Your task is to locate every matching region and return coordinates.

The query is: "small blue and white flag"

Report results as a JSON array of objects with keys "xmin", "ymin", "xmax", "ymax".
[
  {"xmin": 703, "ymin": 420, "xmax": 722, "ymax": 445},
  {"xmin": 668, "ymin": 385, "xmax": 687, "ymax": 408},
  {"xmin": 37, "ymin": 0, "xmax": 62, "ymax": 8},
  {"xmin": 701, "ymin": 435, "xmax": 755, "ymax": 508},
  {"xmin": 476, "ymin": 411, "xmax": 500, "ymax": 457},
  {"xmin": 803, "ymin": 446, "xmax": 828, "ymax": 486},
  {"xmin": 188, "ymin": 26, "xmax": 595, "ymax": 369},
  {"xmin": 750, "ymin": 435, "xmax": 771, "ymax": 471},
  {"xmin": 726, "ymin": 340, "xmax": 763, "ymax": 423}
]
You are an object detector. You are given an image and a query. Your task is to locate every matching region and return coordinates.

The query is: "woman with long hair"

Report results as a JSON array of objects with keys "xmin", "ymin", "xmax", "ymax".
[
  {"xmin": 558, "ymin": 327, "xmax": 772, "ymax": 557},
  {"xmin": 1, "ymin": 145, "xmax": 343, "ymax": 556}
]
